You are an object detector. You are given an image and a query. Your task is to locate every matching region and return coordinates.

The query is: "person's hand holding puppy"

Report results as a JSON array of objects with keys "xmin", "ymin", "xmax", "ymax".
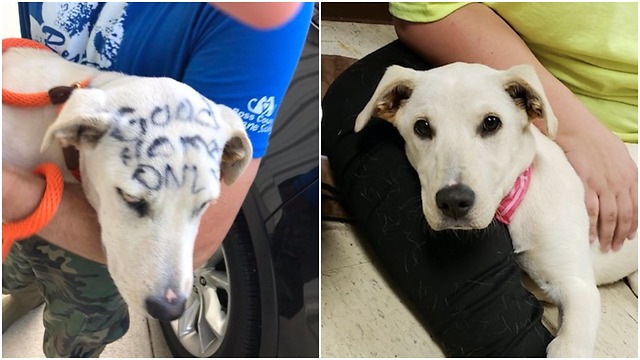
[{"xmin": 557, "ymin": 115, "xmax": 637, "ymax": 252}]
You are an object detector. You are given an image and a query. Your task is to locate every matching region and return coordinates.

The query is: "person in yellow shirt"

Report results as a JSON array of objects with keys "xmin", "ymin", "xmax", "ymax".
[{"xmin": 322, "ymin": 2, "xmax": 637, "ymax": 357}]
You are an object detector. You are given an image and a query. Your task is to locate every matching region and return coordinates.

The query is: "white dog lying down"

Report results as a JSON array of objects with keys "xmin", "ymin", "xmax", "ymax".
[
  {"xmin": 354, "ymin": 63, "xmax": 637, "ymax": 357},
  {"xmin": 3, "ymin": 46, "xmax": 252, "ymax": 320}
]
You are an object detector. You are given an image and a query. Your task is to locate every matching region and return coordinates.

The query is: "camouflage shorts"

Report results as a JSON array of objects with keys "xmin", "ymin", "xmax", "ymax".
[{"xmin": 2, "ymin": 236, "xmax": 129, "ymax": 357}]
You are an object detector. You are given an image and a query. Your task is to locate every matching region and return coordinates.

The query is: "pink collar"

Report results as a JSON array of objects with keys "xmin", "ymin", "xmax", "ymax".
[{"xmin": 496, "ymin": 165, "xmax": 532, "ymax": 225}]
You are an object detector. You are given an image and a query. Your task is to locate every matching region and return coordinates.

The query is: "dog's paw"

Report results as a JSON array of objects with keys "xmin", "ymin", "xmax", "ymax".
[{"xmin": 546, "ymin": 337, "xmax": 592, "ymax": 358}]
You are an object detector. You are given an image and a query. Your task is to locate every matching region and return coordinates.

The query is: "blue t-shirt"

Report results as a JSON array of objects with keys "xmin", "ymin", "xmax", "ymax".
[{"xmin": 19, "ymin": 2, "xmax": 312, "ymax": 158}]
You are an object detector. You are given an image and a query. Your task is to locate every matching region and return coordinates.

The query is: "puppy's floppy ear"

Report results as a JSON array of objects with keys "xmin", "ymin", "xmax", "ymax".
[
  {"xmin": 354, "ymin": 65, "xmax": 416, "ymax": 132},
  {"xmin": 40, "ymin": 88, "xmax": 113, "ymax": 152},
  {"xmin": 216, "ymin": 105, "xmax": 253, "ymax": 186},
  {"xmin": 503, "ymin": 64, "xmax": 558, "ymax": 139}
]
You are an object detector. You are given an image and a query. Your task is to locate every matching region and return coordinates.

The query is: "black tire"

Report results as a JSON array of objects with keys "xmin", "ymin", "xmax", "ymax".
[{"xmin": 160, "ymin": 213, "xmax": 262, "ymax": 357}]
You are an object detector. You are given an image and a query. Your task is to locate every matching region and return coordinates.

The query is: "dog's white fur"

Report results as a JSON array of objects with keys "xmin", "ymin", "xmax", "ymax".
[
  {"xmin": 355, "ymin": 63, "xmax": 637, "ymax": 357},
  {"xmin": 3, "ymin": 47, "xmax": 252, "ymax": 318}
]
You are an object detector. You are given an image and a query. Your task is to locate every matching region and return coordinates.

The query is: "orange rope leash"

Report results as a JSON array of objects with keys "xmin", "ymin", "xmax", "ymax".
[
  {"xmin": 2, "ymin": 37, "xmax": 50, "ymax": 52},
  {"xmin": 2, "ymin": 163, "xmax": 64, "ymax": 261},
  {"xmin": 3, "ymin": 79, "xmax": 91, "ymax": 108},
  {"xmin": 2, "ymin": 38, "xmax": 91, "ymax": 107},
  {"xmin": 2, "ymin": 38, "xmax": 83, "ymax": 260},
  {"xmin": 2, "ymin": 38, "xmax": 55, "ymax": 107}
]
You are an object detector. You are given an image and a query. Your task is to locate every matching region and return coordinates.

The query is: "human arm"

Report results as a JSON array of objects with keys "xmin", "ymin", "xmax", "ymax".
[
  {"xmin": 179, "ymin": 3, "xmax": 311, "ymax": 266},
  {"xmin": 192, "ymin": 159, "xmax": 259, "ymax": 268},
  {"xmin": 393, "ymin": 3, "xmax": 637, "ymax": 251},
  {"xmin": 6, "ymin": 2, "xmax": 311, "ymax": 266},
  {"xmin": 3, "ymin": 163, "xmax": 105, "ymax": 262},
  {"xmin": 3, "ymin": 160, "xmax": 259, "ymax": 268},
  {"xmin": 210, "ymin": 2, "xmax": 302, "ymax": 29}
]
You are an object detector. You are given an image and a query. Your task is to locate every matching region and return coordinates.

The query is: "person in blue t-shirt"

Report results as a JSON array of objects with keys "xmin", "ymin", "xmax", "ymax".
[{"xmin": 2, "ymin": 3, "xmax": 311, "ymax": 356}]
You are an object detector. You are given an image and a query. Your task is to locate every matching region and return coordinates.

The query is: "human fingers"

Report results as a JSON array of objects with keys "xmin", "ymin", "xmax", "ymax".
[
  {"xmin": 611, "ymin": 191, "xmax": 632, "ymax": 251},
  {"xmin": 585, "ymin": 188, "xmax": 599, "ymax": 244},
  {"xmin": 597, "ymin": 190, "xmax": 617, "ymax": 252},
  {"xmin": 628, "ymin": 169, "xmax": 638, "ymax": 240}
]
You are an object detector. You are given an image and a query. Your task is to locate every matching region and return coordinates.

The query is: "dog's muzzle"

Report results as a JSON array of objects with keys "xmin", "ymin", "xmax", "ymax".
[
  {"xmin": 435, "ymin": 184, "xmax": 476, "ymax": 220},
  {"xmin": 145, "ymin": 288, "xmax": 187, "ymax": 321}
]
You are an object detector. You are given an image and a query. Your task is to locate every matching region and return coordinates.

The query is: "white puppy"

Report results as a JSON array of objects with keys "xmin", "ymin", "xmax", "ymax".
[
  {"xmin": 355, "ymin": 63, "xmax": 637, "ymax": 357},
  {"xmin": 3, "ymin": 46, "xmax": 252, "ymax": 320}
]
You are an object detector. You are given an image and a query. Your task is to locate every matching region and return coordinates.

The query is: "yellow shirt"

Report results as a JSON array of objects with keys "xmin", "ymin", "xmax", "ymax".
[{"xmin": 390, "ymin": 2, "xmax": 638, "ymax": 143}]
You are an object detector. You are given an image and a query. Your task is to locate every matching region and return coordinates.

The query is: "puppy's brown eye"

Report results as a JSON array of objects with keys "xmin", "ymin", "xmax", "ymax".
[
  {"xmin": 414, "ymin": 119, "xmax": 433, "ymax": 139},
  {"xmin": 481, "ymin": 115, "xmax": 502, "ymax": 136}
]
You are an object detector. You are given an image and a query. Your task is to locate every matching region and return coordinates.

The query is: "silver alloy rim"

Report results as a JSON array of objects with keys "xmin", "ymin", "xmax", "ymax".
[{"xmin": 169, "ymin": 247, "xmax": 230, "ymax": 357}]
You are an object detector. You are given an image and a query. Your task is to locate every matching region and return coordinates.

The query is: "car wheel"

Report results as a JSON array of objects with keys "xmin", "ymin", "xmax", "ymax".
[{"xmin": 160, "ymin": 214, "xmax": 261, "ymax": 357}]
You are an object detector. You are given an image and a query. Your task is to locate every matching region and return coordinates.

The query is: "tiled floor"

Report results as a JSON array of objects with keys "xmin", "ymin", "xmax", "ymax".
[
  {"xmin": 320, "ymin": 20, "xmax": 638, "ymax": 358},
  {"xmin": 320, "ymin": 20, "xmax": 444, "ymax": 358}
]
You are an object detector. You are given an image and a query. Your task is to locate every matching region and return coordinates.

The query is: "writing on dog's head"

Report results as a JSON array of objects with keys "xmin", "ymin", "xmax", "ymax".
[
  {"xmin": 356, "ymin": 63, "xmax": 557, "ymax": 231},
  {"xmin": 41, "ymin": 84, "xmax": 252, "ymax": 186},
  {"xmin": 39, "ymin": 77, "xmax": 252, "ymax": 319}
]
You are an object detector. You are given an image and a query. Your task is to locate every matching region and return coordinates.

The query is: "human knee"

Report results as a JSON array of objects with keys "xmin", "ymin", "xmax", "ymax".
[{"xmin": 43, "ymin": 306, "xmax": 129, "ymax": 357}]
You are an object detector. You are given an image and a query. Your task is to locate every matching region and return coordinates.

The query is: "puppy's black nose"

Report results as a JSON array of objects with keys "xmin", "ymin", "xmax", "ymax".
[
  {"xmin": 435, "ymin": 184, "xmax": 475, "ymax": 220},
  {"xmin": 145, "ymin": 289, "xmax": 187, "ymax": 321}
]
